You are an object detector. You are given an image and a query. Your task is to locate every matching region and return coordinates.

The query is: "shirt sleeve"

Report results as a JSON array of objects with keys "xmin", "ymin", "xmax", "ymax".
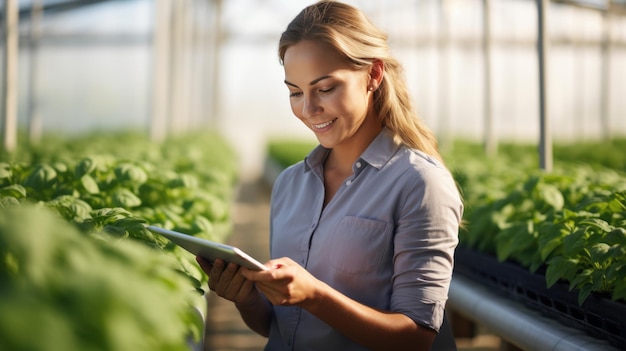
[{"xmin": 390, "ymin": 164, "xmax": 463, "ymax": 332}]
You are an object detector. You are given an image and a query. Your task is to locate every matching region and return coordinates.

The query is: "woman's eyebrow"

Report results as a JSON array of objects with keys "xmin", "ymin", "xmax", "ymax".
[{"xmin": 284, "ymin": 75, "xmax": 332, "ymax": 88}]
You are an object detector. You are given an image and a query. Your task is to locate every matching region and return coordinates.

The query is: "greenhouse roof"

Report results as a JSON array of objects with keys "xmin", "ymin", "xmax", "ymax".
[
  {"xmin": 554, "ymin": 0, "xmax": 626, "ymax": 10},
  {"xmin": 2, "ymin": 0, "xmax": 123, "ymax": 18},
  {"xmin": 3, "ymin": 0, "xmax": 626, "ymax": 24}
]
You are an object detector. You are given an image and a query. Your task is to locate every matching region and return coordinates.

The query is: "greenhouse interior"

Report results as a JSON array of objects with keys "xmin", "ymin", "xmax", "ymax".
[{"xmin": 1, "ymin": 0, "xmax": 625, "ymax": 350}]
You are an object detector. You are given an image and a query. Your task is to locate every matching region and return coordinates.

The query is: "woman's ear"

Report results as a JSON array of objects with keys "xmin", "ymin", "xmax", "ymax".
[{"xmin": 368, "ymin": 59, "xmax": 384, "ymax": 91}]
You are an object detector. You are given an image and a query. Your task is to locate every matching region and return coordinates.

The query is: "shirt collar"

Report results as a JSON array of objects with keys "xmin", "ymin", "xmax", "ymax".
[{"xmin": 303, "ymin": 127, "xmax": 401, "ymax": 172}]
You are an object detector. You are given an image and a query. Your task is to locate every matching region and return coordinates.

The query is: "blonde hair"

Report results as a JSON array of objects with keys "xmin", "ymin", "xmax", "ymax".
[{"xmin": 278, "ymin": 0, "xmax": 443, "ymax": 163}]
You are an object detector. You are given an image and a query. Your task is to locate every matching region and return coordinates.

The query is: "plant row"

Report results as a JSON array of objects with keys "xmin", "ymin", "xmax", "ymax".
[
  {"xmin": 0, "ymin": 130, "xmax": 238, "ymax": 351},
  {"xmin": 457, "ymin": 163, "xmax": 626, "ymax": 305}
]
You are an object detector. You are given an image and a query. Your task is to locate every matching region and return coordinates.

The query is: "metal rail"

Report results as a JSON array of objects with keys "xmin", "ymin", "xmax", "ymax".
[{"xmin": 448, "ymin": 275, "xmax": 621, "ymax": 351}]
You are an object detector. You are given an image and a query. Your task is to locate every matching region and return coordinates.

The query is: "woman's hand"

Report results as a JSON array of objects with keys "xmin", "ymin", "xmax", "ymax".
[
  {"xmin": 196, "ymin": 256, "xmax": 260, "ymax": 307},
  {"xmin": 241, "ymin": 257, "xmax": 322, "ymax": 307},
  {"xmin": 197, "ymin": 256, "xmax": 273, "ymax": 337}
]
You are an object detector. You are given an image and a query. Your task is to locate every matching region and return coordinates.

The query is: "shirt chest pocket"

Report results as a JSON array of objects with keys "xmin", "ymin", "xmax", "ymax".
[{"xmin": 329, "ymin": 216, "xmax": 392, "ymax": 274}]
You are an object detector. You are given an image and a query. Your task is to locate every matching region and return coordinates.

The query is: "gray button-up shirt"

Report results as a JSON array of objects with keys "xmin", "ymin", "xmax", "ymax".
[{"xmin": 265, "ymin": 128, "xmax": 463, "ymax": 351}]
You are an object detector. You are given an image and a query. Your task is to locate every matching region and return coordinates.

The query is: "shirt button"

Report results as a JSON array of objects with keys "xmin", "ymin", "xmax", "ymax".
[
  {"xmin": 356, "ymin": 161, "xmax": 362, "ymax": 168},
  {"xmin": 346, "ymin": 180, "xmax": 352, "ymax": 186}
]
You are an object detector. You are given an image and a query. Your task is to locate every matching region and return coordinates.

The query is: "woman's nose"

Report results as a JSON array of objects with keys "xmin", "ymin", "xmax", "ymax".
[{"xmin": 302, "ymin": 95, "xmax": 321, "ymax": 118}]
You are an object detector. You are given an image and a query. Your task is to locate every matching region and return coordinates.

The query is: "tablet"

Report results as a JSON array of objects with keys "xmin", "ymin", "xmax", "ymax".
[{"xmin": 146, "ymin": 225, "xmax": 268, "ymax": 271}]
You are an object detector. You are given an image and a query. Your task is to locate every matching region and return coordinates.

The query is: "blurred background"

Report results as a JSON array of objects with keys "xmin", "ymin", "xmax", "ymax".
[
  {"xmin": 2, "ymin": 2, "xmax": 625, "ymax": 350},
  {"xmin": 2, "ymin": 0, "xmax": 626, "ymax": 176}
]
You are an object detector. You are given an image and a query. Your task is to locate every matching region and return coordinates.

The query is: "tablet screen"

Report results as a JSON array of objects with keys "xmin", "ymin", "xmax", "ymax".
[{"xmin": 146, "ymin": 225, "xmax": 268, "ymax": 271}]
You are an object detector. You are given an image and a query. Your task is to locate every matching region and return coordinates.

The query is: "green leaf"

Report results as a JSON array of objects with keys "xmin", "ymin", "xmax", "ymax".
[
  {"xmin": 570, "ymin": 268, "xmax": 593, "ymax": 291},
  {"xmin": 580, "ymin": 218, "xmax": 613, "ymax": 234},
  {"xmin": 0, "ymin": 162, "xmax": 12, "ymax": 181},
  {"xmin": 612, "ymin": 278, "xmax": 626, "ymax": 301},
  {"xmin": 111, "ymin": 189, "xmax": 142, "ymax": 208},
  {"xmin": 198, "ymin": 191, "xmax": 229, "ymax": 221},
  {"xmin": 589, "ymin": 243, "xmax": 611, "ymax": 263},
  {"xmin": 89, "ymin": 207, "xmax": 134, "ymax": 225},
  {"xmin": 546, "ymin": 256, "xmax": 579, "ymax": 287},
  {"xmin": 115, "ymin": 163, "xmax": 148, "ymax": 185},
  {"xmin": 496, "ymin": 220, "xmax": 534, "ymax": 261},
  {"xmin": 105, "ymin": 217, "xmax": 149, "ymax": 241},
  {"xmin": 92, "ymin": 207, "xmax": 131, "ymax": 219},
  {"xmin": 46, "ymin": 195, "xmax": 93, "ymax": 222},
  {"xmin": 563, "ymin": 228, "xmax": 588, "ymax": 256},
  {"xmin": 80, "ymin": 175, "xmax": 100, "ymax": 194},
  {"xmin": 0, "ymin": 184, "xmax": 26, "ymax": 199},
  {"xmin": 604, "ymin": 228, "xmax": 626, "ymax": 246},
  {"xmin": 523, "ymin": 175, "xmax": 541, "ymax": 192},
  {"xmin": 75, "ymin": 156, "xmax": 100, "ymax": 177},
  {"xmin": 538, "ymin": 183, "xmax": 564, "ymax": 210},
  {"xmin": 0, "ymin": 197, "xmax": 20, "ymax": 209},
  {"xmin": 538, "ymin": 222, "xmax": 571, "ymax": 261},
  {"xmin": 607, "ymin": 244, "xmax": 626, "ymax": 260},
  {"xmin": 578, "ymin": 284, "xmax": 594, "ymax": 305},
  {"xmin": 52, "ymin": 162, "xmax": 68, "ymax": 174},
  {"xmin": 168, "ymin": 174, "xmax": 198, "ymax": 189},
  {"xmin": 607, "ymin": 193, "xmax": 626, "ymax": 213},
  {"xmin": 103, "ymin": 224, "xmax": 129, "ymax": 238},
  {"xmin": 539, "ymin": 238, "xmax": 562, "ymax": 262},
  {"xmin": 190, "ymin": 216, "xmax": 213, "ymax": 237},
  {"xmin": 157, "ymin": 206, "xmax": 185, "ymax": 227},
  {"xmin": 23, "ymin": 164, "xmax": 57, "ymax": 191}
]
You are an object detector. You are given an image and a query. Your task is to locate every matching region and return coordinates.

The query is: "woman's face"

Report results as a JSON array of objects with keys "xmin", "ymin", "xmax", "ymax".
[{"xmin": 283, "ymin": 40, "xmax": 380, "ymax": 149}]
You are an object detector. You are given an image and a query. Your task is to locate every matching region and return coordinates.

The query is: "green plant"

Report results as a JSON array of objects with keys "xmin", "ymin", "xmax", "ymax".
[
  {"xmin": 452, "ymin": 150, "xmax": 626, "ymax": 305},
  {"xmin": 540, "ymin": 192, "xmax": 626, "ymax": 304},
  {"xmin": 0, "ymin": 130, "xmax": 240, "ymax": 349},
  {"xmin": 267, "ymin": 139, "xmax": 317, "ymax": 168},
  {"xmin": 0, "ymin": 205, "xmax": 202, "ymax": 351}
]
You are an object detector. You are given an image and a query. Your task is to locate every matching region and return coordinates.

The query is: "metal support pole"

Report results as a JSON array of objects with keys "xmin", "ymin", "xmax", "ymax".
[
  {"xmin": 151, "ymin": 0, "xmax": 172, "ymax": 142},
  {"xmin": 27, "ymin": 0, "xmax": 44, "ymax": 144},
  {"xmin": 482, "ymin": 0, "xmax": 496, "ymax": 156},
  {"xmin": 2, "ymin": 0, "xmax": 19, "ymax": 152},
  {"xmin": 537, "ymin": 0, "xmax": 552, "ymax": 172},
  {"xmin": 200, "ymin": 1, "xmax": 214, "ymax": 127},
  {"xmin": 168, "ymin": 0, "xmax": 185, "ymax": 134},
  {"xmin": 190, "ymin": 0, "xmax": 205, "ymax": 128},
  {"xmin": 438, "ymin": 0, "xmax": 452, "ymax": 152},
  {"xmin": 179, "ymin": 0, "xmax": 194, "ymax": 132},
  {"xmin": 574, "ymin": 13, "xmax": 586, "ymax": 139},
  {"xmin": 210, "ymin": 0, "xmax": 223, "ymax": 127},
  {"xmin": 600, "ymin": 1, "xmax": 613, "ymax": 139}
]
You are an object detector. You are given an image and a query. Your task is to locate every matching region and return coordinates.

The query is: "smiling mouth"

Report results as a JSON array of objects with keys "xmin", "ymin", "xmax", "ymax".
[{"xmin": 313, "ymin": 118, "xmax": 337, "ymax": 129}]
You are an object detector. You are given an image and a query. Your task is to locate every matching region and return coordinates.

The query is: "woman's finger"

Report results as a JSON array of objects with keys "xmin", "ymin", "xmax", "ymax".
[
  {"xmin": 224, "ymin": 265, "xmax": 250, "ymax": 297},
  {"xmin": 207, "ymin": 258, "xmax": 227, "ymax": 291},
  {"xmin": 196, "ymin": 256, "xmax": 213, "ymax": 273},
  {"xmin": 212, "ymin": 261, "xmax": 239, "ymax": 296}
]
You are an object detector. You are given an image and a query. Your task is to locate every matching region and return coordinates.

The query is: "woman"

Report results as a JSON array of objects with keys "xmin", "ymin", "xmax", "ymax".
[{"xmin": 197, "ymin": 1, "xmax": 463, "ymax": 350}]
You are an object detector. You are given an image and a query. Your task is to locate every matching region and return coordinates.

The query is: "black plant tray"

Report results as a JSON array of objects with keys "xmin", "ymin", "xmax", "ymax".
[{"xmin": 454, "ymin": 247, "xmax": 626, "ymax": 349}]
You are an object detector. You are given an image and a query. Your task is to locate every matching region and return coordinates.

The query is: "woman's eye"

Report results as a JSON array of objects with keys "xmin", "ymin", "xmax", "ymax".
[
  {"xmin": 319, "ymin": 87, "xmax": 335, "ymax": 94},
  {"xmin": 289, "ymin": 91, "xmax": 302, "ymax": 98}
]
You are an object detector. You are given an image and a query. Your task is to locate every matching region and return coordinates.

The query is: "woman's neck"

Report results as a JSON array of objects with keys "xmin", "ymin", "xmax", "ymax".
[{"xmin": 325, "ymin": 123, "xmax": 382, "ymax": 174}]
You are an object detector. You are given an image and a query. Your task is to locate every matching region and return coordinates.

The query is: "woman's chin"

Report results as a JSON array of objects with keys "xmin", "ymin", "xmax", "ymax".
[{"xmin": 314, "ymin": 135, "xmax": 335, "ymax": 149}]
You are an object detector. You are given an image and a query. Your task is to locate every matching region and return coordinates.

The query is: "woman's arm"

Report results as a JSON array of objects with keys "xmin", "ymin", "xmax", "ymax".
[
  {"xmin": 197, "ymin": 257, "xmax": 273, "ymax": 337},
  {"xmin": 234, "ymin": 288, "xmax": 273, "ymax": 337},
  {"xmin": 242, "ymin": 258, "xmax": 437, "ymax": 351}
]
